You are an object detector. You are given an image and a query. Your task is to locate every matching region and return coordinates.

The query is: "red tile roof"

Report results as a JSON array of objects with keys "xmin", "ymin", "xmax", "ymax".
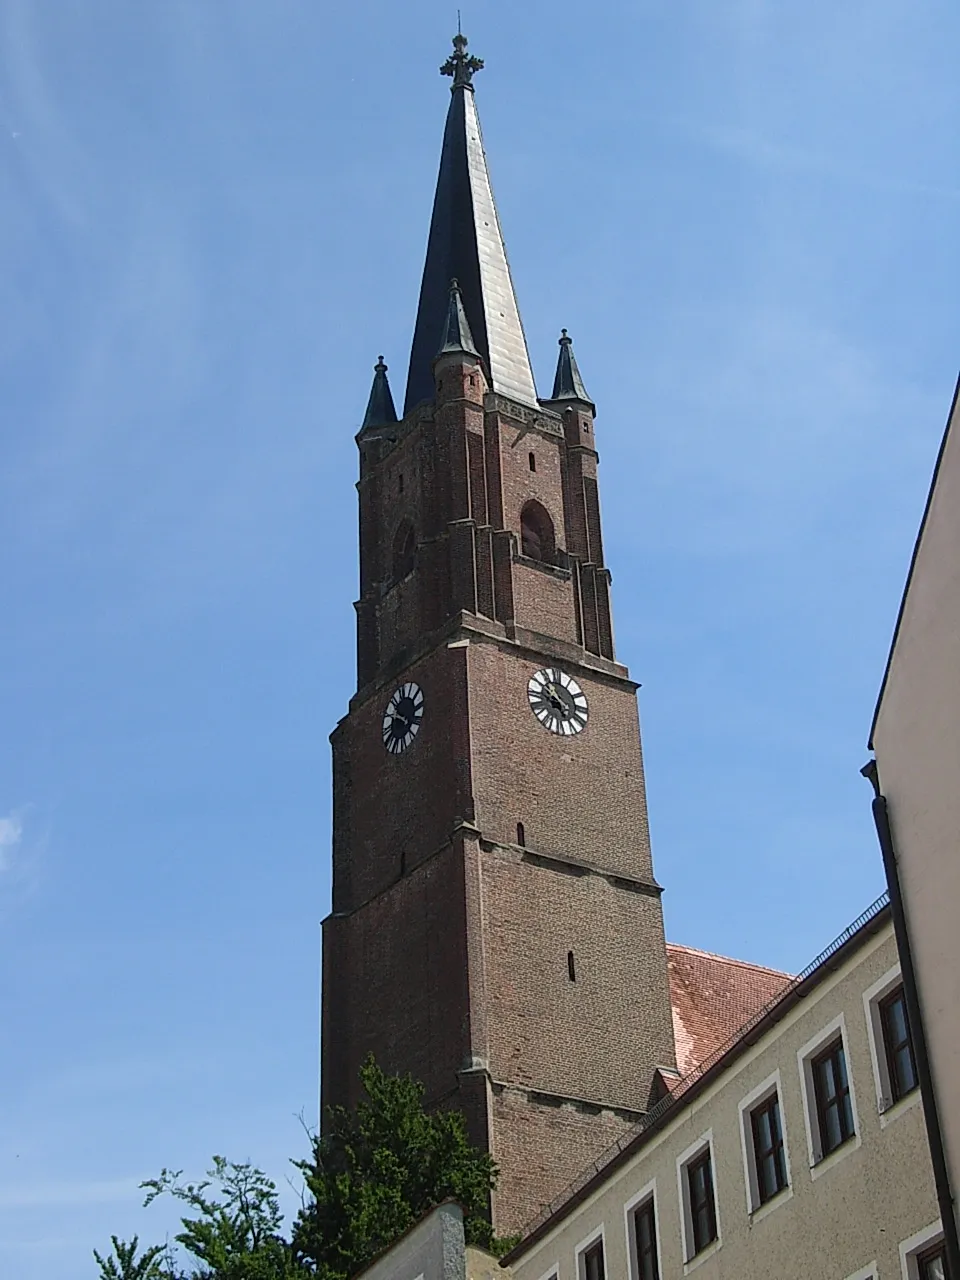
[{"xmin": 667, "ymin": 943, "xmax": 793, "ymax": 1076}]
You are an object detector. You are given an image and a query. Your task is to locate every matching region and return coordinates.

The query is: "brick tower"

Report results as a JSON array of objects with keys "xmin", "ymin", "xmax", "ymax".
[{"xmin": 321, "ymin": 34, "xmax": 677, "ymax": 1234}]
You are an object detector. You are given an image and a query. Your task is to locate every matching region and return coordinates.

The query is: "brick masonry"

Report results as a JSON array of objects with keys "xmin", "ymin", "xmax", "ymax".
[{"xmin": 322, "ymin": 354, "xmax": 676, "ymax": 1235}]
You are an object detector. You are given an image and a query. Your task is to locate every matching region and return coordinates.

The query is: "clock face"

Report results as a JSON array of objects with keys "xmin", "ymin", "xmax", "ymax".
[
  {"xmin": 382, "ymin": 682, "xmax": 424, "ymax": 754},
  {"xmin": 528, "ymin": 667, "xmax": 588, "ymax": 735}
]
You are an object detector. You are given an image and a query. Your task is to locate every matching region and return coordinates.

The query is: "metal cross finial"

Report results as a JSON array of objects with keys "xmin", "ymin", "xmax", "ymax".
[{"xmin": 440, "ymin": 31, "xmax": 484, "ymax": 89}]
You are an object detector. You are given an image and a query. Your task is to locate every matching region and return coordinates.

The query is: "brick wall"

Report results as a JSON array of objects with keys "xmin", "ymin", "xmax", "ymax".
[
  {"xmin": 476, "ymin": 845, "xmax": 674, "ymax": 1108},
  {"xmin": 325, "ymin": 373, "xmax": 675, "ymax": 1235},
  {"xmin": 322, "ymin": 839, "xmax": 470, "ymax": 1115},
  {"xmin": 332, "ymin": 643, "xmax": 473, "ymax": 912},
  {"xmin": 465, "ymin": 640, "xmax": 654, "ymax": 880},
  {"xmin": 489, "ymin": 1088, "xmax": 636, "ymax": 1237}
]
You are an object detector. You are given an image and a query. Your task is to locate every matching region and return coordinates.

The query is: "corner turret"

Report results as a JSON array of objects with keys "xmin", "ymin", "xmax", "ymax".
[{"xmin": 359, "ymin": 356, "xmax": 399, "ymax": 432}]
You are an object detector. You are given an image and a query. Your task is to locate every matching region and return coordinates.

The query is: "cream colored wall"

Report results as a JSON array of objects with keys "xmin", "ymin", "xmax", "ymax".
[
  {"xmin": 356, "ymin": 1201, "xmax": 465, "ymax": 1280},
  {"xmin": 872, "ymin": 381, "xmax": 960, "ymax": 1235},
  {"xmin": 511, "ymin": 922, "xmax": 939, "ymax": 1280},
  {"xmin": 466, "ymin": 1245, "xmax": 511, "ymax": 1280}
]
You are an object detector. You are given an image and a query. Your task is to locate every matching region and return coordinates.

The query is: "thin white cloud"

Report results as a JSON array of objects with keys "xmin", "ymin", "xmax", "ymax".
[
  {"xmin": 0, "ymin": 1176, "xmax": 141, "ymax": 1208},
  {"xmin": 0, "ymin": 813, "xmax": 23, "ymax": 872}
]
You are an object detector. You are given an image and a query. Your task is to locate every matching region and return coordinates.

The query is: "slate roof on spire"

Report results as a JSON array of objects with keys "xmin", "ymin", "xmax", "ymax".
[
  {"xmin": 436, "ymin": 278, "xmax": 479, "ymax": 357},
  {"xmin": 404, "ymin": 34, "xmax": 538, "ymax": 414},
  {"xmin": 360, "ymin": 356, "xmax": 398, "ymax": 430},
  {"xmin": 550, "ymin": 329, "xmax": 592, "ymax": 404}
]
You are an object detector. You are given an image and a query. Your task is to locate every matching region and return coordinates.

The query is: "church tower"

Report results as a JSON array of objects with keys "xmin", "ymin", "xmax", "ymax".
[{"xmin": 322, "ymin": 35, "xmax": 677, "ymax": 1234}]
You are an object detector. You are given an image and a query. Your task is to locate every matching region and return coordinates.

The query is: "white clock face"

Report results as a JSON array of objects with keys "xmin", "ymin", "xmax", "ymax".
[
  {"xmin": 382, "ymin": 682, "xmax": 424, "ymax": 753},
  {"xmin": 528, "ymin": 668, "xmax": 588, "ymax": 735}
]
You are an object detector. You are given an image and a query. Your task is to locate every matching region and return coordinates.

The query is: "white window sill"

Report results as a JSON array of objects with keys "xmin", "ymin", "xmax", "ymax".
[
  {"xmin": 879, "ymin": 1087, "xmax": 921, "ymax": 1130},
  {"xmin": 748, "ymin": 1184, "xmax": 794, "ymax": 1225},
  {"xmin": 683, "ymin": 1239, "xmax": 721, "ymax": 1274},
  {"xmin": 810, "ymin": 1132, "xmax": 861, "ymax": 1181}
]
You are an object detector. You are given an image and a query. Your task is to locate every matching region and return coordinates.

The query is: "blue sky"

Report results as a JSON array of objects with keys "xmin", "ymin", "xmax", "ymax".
[{"xmin": 1, "ymin": 1, "xmax": 957, "ymax": 1274}]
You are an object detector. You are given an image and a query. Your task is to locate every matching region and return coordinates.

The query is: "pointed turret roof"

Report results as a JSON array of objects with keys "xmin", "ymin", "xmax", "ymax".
[
  {"xmin": 360, "ymin": 356, "xmax": 398, "ymax": 430},
  {"xmin": 550, "ymin": 329, "xmax": 592, "ymax": 404},
  {"xmin": 404, "ymin": 34, "xmax": 538, "ymax": 414},
  {"xmin": 436, "ymin": 278, "xmax": 479, "ymax": 357}
]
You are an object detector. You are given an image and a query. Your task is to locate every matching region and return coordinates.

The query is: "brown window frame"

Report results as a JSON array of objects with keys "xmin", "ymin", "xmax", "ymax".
[
  {"xmin": 878, "ymin": 984, "xmax": 918, "ymax": 1104},
  {"xmin": 750, "ymin": 1092, "xmax": 788, "ymax": 1204},
  {"xmin": 811, "ymin": 1036, "xmax": 856, "ymax": 1157},
  {"xmin": 582, "ymin": 1238, "xmax": 605, "ymax": 1280},
  {"xmin": 632, "ymin": 1197, "xmax": 660, "ymax": 1280},
  {"xmin": 917, "ymin": 1240, "xmax": 948, "ymax": 1280},
  {"xmin": 686, "ymin": 1147, "xmax": 718, "ymax": 1256}
]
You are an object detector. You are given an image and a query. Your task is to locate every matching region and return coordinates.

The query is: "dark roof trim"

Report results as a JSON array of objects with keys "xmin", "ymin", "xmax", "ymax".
[
  {"xmin": 869, "ymin": 370, "xmax": 960, "ymax": 749},
  {"xmin": 501, "ymin": 892, "xmax": 892, "ymax": 1264}
]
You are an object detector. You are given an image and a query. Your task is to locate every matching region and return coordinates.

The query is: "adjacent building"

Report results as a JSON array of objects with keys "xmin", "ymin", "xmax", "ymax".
[
  {"xmin": 869, "ymin": 376, "xmax": 960, "ymax": 1262},
  {"xmin": 502, "ymin": 901, "xmax": 947, "ymax": 1280}
]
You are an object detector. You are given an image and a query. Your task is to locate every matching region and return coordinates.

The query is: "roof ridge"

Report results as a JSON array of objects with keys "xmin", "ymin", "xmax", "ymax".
[{"xmin": 666, "ymin": 941, "xmax": 792, "ymax": 979}]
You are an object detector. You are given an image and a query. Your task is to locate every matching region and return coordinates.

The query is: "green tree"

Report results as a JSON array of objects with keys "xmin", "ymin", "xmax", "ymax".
[
  {"xmin": 94, "ymin": 1235, "xmax": 170, "ymax": 1280},
  {"xmin": 291, "ymin": 1056, "xmax": 498, "ymax": 1278},
  {"xmin": 96, "ymin": 1058, "xmax": 503, "ymax": 1280},
  {"xmin": 96, "ymin": 1159, "xmax": 308, "ymax": 1280}
]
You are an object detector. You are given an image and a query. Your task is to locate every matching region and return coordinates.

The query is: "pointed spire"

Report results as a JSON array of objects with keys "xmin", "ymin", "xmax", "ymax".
[
  {"xmin": 404, "ymin": 34, "xmax": 538, "ymax": 414},
  {"xmin": 436, "ymin": 278, "xmax": 479, "ymax": 358},
  {"xmin": 550, "ymin": 329, "xmax": 592, "ymax": 404},
  {"xmin": 360, "ymin": 356, "xmax": 398, "ymax": 430}
]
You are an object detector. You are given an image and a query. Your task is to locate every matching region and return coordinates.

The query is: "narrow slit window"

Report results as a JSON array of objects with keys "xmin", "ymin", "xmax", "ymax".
[
  {"xmin": 392, "ymin": 521, "xmax": 417, "ymax": 580},
  {"xmin": 529, "ymin": 451, "xmax": 536, "ymax": 471},
  {"xmin": 516, "ymin": 821, "xmax": 525, "ymax": 846},
  {"xmin": 812, "ymin": 1037, "xmax": 855, "ymax": 1156},
  {"xmin": 879, "ymin": 985, "xmax": 918, "ymax": 1102},
  {"xmin": 582, "ymin": 1240, "xmax": 604, "ymax": 1280},
  {"xmin": 633, "ymin": 1198, "xmax": 660, "ymax": 1280},
  {"xmin": 567, "ymin": 951, "xmax": 576, "ymax": 982},
  {"xmin": 687, "ymin": 1148, "xmax": 718, "ymax": 1255},
  {"xmin": 750, "ymin": 1094, "xmax": 788, "ymax": 1203}
]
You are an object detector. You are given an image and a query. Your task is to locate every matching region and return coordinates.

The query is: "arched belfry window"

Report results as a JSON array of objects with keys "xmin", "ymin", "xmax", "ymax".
[
  {"xmin": 392, "ymin": 521, "xmax": 417, "ymax": 581},
  {"xmin": 520, "ymin": 500, "xmax": 555, "ymax": 564}
]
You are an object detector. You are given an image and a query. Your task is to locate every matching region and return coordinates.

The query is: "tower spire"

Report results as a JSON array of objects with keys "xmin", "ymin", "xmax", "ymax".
[
  {"xmin": 550, "ymin": 329, "xmax": 592, "ymax": 405},
  {"xmin": 360, "ymin": 355, "xmax": 398, "ymax": 430},
  {"xmin": 404, "ymin": 33, "xmax": 538, "ymax": 413},
  {"xmin": 436, "ymin": 278, "xmax": 480, "ymax": 357}
]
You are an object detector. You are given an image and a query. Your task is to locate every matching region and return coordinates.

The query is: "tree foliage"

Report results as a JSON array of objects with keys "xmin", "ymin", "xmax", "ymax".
[
  {"xmin": 96, "ymin": 1057, "xmax": 502, "ymax": 1280},
  {"xmin": 94, "ymin": 1235, "xmax": 170, "ymax": 1280},
  {"xmin": 291, "ymin": 1056, "xmax": 498, "ymax": 1277}
]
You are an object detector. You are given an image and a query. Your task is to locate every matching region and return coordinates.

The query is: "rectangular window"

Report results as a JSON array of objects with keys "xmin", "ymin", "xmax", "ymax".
[
  {"xmin": 918, "ymin": 1243, "xmax": 947, "ymax": 1280},
  {"xmin": 687, "ymin": 1149, "xmax": 718, "ymax": 1255},
  {"xmin": 583, "ymin": 1240, "xmax": 605, "ymax": 1280},
  {"xmin": 750, "ymin": 1093, "xmax": 788, "ymax": 1203},
  {"xmin": 879, "ymin": 985, "xmax": 918, "ymax": 1103},
  {"xmin": 812, "ymin": 1037, "xmax": 856, "ymax": 1156},
  {"xmin": 632, "ymin": 1198, "xmax": 660, "ymax": 1280}
]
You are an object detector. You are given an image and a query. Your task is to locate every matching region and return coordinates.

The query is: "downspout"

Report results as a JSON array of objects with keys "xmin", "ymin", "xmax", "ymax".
[{"xmin": 861, "ymin": 760, "xmax": 960, "ymax": 1277}]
